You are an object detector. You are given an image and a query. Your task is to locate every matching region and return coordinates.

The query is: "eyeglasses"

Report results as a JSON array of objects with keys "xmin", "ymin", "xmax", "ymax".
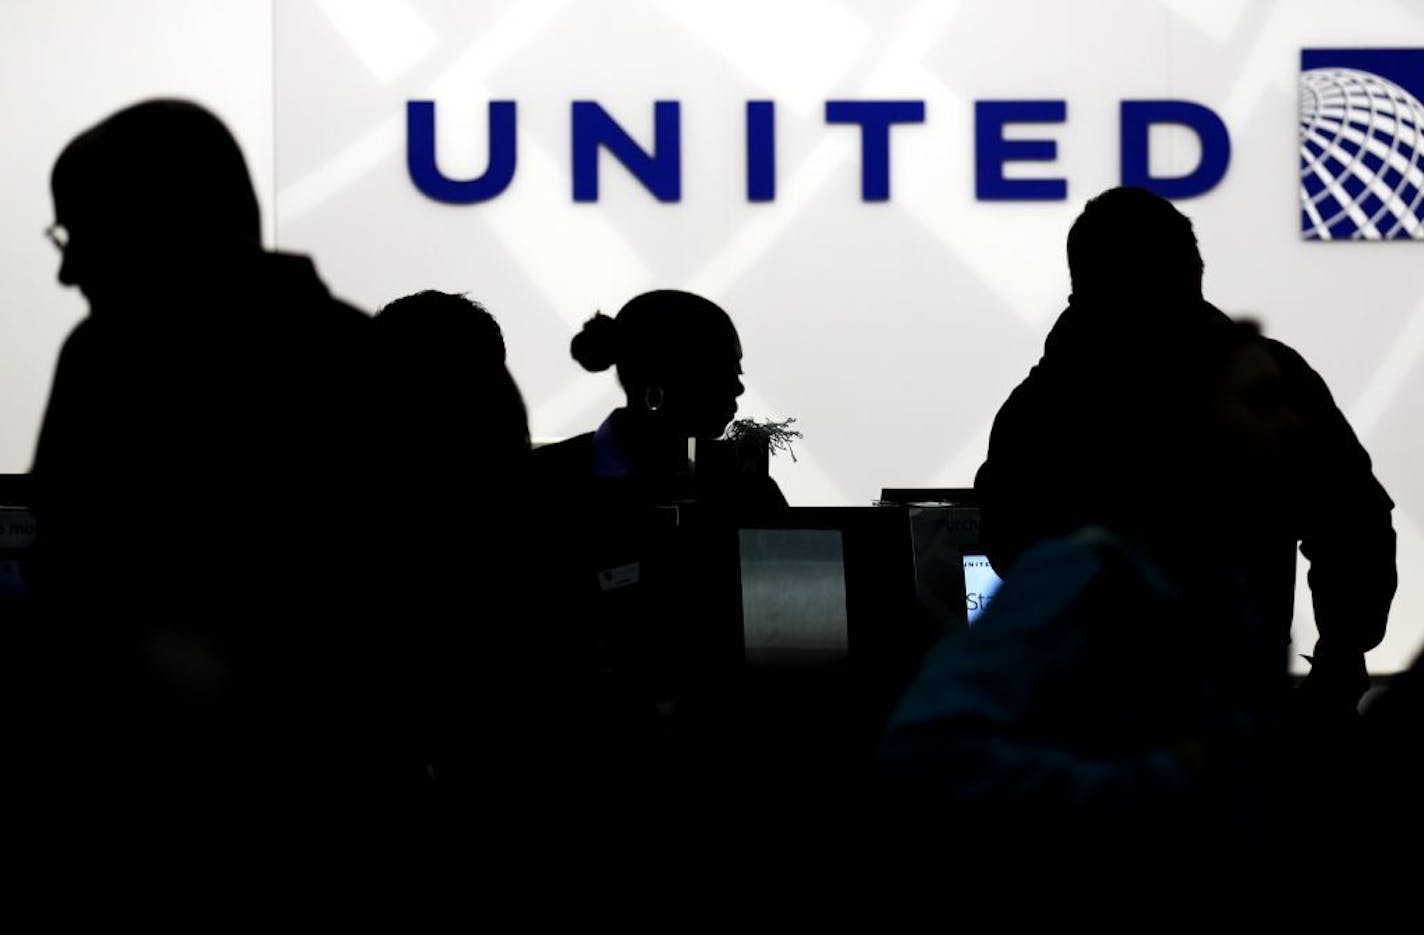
[{"xmin": 44, "ymin": 223, "xmax": 68, "ymax": 252}]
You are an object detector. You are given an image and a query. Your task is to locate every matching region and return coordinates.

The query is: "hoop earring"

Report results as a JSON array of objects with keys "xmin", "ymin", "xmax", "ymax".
[{"xmin": 644, "ymin": 386, "xmax": 665, "ymax": 412}]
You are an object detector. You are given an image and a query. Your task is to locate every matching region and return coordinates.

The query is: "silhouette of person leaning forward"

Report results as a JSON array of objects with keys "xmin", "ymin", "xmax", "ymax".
[
  {"xmin": 30, "ymin": 99, "xmax": 374, "ymax": 825},
  {"xmin": 974, "ymin": 186, "xmax": 1396, "ymax": 714}
]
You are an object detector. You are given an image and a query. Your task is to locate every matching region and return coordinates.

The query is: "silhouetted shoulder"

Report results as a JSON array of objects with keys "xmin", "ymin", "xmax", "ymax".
[
  {"xmin": 252, "ymin": 252, "xmax": 369, "ymax": 327},
  {"xmin": 47, "ymin": 317, "xmax": 102, "ymax": 375},
  {"xmin": 30, "ymin": 319, "xmax": 105, "ymax": 478},
  {"xmin": 1260, "ymin": 335, "xmax": 1390, "ymax": 499},
  {"xmin": 328, "ymin": 294, "xmax": 371, "ymax": 330},
  {"xmin": 530, "ymin": 433, "xmax": 596, "ymax": 486},
  {"xmin": 1260, "ymin": 337, "xmax": 1335, "ymax": 401}
]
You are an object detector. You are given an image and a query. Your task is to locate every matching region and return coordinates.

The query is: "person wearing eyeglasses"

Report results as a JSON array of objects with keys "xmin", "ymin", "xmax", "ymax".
[{"xmin": 30, "ymin": 99, "xmax": 379, "ymax": 832}]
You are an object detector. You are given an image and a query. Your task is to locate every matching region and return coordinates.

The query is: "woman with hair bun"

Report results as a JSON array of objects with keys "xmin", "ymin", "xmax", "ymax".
[
  {"xmin": 532, "ymin": 290, "xmax": 783, "ymax": 830},
  {"xmin": 535, "ymin": 289, "xmax": 784, "ymax": 510}
]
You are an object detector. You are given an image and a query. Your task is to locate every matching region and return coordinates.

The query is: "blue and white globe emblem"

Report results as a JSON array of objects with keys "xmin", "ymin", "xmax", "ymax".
[{"xmin": 1299, "ymin": 67, "xmax": 1424, "ymax": 240}]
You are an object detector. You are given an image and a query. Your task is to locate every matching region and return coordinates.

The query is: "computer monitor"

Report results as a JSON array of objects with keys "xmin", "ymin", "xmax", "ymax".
[
  {"xmin": 903, "ymin": 505, "xmax": 969, "ymax": 632},
  {"xmin": 881, "ymin": 491, "xmax": 1005, "ymax": 628},
  {"xmin": 739, "ymin": 526, "xmax": 849, "ymax": 666},
  {"xmin": 716, "ymin": 506, "xmax": 931, "ymax": 758},
  {"xmin": 730, "ymin": 508, "xmax": 920, "ymax": 670},
  {"xmin": 962, "ymin": 550, "xmax": 1003, "ymax": 625}
]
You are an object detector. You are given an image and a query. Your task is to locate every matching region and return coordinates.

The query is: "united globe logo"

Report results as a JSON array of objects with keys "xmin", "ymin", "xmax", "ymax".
[{"xmin": 1299, "ymin": 49, "xmax": 1424, "ymax": 240}]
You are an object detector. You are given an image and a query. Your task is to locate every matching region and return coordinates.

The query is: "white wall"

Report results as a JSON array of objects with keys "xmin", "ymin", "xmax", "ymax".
[{"xmin": 3, "ymin": 0, "xmax": 1423, "ymax": 671}]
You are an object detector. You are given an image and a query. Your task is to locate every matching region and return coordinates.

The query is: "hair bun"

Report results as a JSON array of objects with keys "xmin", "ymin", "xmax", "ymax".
[{"xmin": 571, "ymin": 312, "xmax": 619, "ymax": 372}]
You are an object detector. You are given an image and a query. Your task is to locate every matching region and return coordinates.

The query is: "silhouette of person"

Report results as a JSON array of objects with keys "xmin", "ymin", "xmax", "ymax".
[
  {"xmin": 371, "ymin": 290, "xmax": 533, "ymax": 802},
  {"xmin": 974, "ymin": 186, "xmax": 1395, "ymax": 714},
  {"xmin": 883, "ymin": 319, "xmax": 1299, "ymax": 872},
  {"xmin": 530, "ymin": 289, "xmax": 784, "ymax": 831},
  {"xmin": 374, "ymin": 289, "xmax": 529, "ymax": 485},
  {"xmin": 536, "ymin": 289, "xmax": 783, "ymax": 510},
  {"xmin": 30, "ymin": 99, "xmax": 374, "ymax": 824}
]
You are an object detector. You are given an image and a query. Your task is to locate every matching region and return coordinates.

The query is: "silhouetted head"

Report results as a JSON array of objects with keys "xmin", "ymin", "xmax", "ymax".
[
  {"xmin": 1067, "ymin": 187, "xmax": 1204, "ymax": 305},
  {"xmin": 375, "ymin": 290, "xmax": 529, "ymax": 454},
  {"xmin": 571, "ymin": 290, "xmax": 744, "ymax": 439},
  {"xmin": 50, "ymin": 99, "xmax": 261, "ymax": 307},
  {"xmin": 376, "ymin": 290, "xmax": 507, "ymax": 370}
]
